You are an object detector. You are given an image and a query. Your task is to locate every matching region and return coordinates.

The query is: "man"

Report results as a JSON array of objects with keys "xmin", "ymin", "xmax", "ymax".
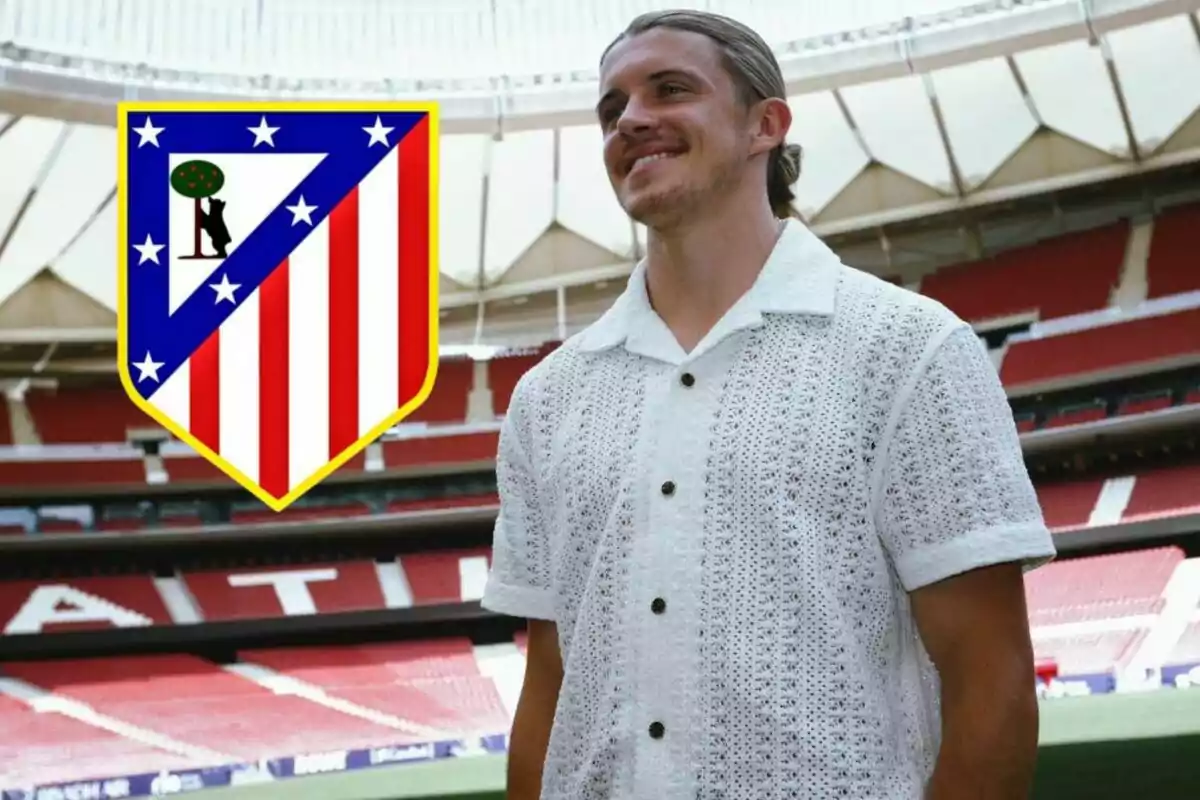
[{"xmin": 481, "ymin": 10, "xmax": 1056, "ymax": 800}]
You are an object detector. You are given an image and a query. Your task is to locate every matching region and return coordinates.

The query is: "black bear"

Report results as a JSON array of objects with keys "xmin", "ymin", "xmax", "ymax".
[{"xmin": 199, "ymin": 198, "xmax": 232, "ymax": 258}]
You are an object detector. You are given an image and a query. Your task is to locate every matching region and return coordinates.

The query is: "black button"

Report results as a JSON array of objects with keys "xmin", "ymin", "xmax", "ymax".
[
  {"xmin": 661, "ymin": 481, "xmax": 675, "ymax": 496},
  {"xmin": 649, "ymin": 721, "xmax": 665, "ymax": 739},
  {"xmin": 680, "ymin": 372, "xmax": 695, "ymax": 387},
  {"xmin": 651, "ymin": 597, "xmax": 666, "ymax": 614}
]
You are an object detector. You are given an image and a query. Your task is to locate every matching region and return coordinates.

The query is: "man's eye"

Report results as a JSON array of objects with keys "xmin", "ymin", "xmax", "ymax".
[{"xmin": 661, "ymin": 84, "xmax": 686, "ymax": 95}]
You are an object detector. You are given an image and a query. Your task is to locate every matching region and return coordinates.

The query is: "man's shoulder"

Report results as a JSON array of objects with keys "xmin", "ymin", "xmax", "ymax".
[
  {"xmin": 825, "ymin": 264, "xmax": 978, "ymax": 397},
  {"xmin": 835, "ymin": 263, "xmax": 962, "ymax": 330},
  {"xmin": 504, "ymin": 336, "xmax": 593, "ymax": 415}
]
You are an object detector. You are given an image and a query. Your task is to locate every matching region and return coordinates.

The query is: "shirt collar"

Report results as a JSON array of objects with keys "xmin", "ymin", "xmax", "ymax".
[{"xmin": 578, "ymin": 219, "xmax": 843, "ymax": 357}]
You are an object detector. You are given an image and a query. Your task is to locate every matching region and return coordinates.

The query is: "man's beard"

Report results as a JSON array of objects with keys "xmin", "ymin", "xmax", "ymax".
[{"xmin": 623, "ymin": 155, "xmax": 743, "ymax": 231}]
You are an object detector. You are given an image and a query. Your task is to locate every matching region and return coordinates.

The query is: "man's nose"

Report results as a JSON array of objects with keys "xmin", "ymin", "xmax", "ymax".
[{"xmin": 615, "ymin": 97, "xmax": 655, "ymax": 135}]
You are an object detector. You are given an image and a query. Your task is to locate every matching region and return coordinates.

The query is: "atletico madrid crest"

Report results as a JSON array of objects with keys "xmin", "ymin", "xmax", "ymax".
[{"xmin": 116, "ymin": 101, "xmax": 440, "ymax": 511}]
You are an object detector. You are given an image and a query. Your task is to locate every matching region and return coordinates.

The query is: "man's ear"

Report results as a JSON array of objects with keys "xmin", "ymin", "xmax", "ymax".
[{"xmin": 749, "ymin": 96, "xmax": 792, "ymax": 158}]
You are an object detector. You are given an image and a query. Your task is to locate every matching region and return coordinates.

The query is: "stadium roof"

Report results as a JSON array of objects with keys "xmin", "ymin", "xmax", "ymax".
[{"xmin": 0, "ymin": 0, "xmax": 1198, "ymax": 355}]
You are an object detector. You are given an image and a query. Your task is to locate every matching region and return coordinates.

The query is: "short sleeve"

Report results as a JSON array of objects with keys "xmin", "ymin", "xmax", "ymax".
[
  {"xmin": 480, "ymin": 377, "xmax": 557, "ymax": 621},
  {"xmin": 874, "ymin": 322, "xmax": 1056, "ymax": 592}
]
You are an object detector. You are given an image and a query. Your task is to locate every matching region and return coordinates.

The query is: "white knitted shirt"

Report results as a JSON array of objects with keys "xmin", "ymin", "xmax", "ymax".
[{"xmin": 482, "ymin": 220, "xmax": 1056, "ymax": 800}]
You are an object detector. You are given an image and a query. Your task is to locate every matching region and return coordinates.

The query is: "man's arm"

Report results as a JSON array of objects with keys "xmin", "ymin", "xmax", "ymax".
[
  {"xmin": 911, "ymin": 561, "xmax": 1040, "ymax": 799},
  {"xmin": 507, "ymin": 619, "xmax": 564, "ymax": 800}
]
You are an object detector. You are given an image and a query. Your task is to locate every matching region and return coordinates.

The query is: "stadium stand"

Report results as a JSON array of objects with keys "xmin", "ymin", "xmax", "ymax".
[
  {"xmin": 1035, "ymin": 479, "xmax": 1105, "ymax": 531},
  {"xmin": 1027, "ymin": 548, "xmax": 1191, "ymax": 693},
  {"xmin": 239, "ymin": 640, "xmax": 512, "ymax": 737},
  {"xmin": 406, "ymin": 357, "xmax": 474, "ymax": 425},
  {"xmin": 1145, "ymin": 203, "xmax": 1200, "ymax": 300},
  {"xmin": 0, "ymin": 692, "xmax": 201, "ymax": 788},
  {"xmin": 999, "ymin": 308, "xmax": 1200, "ymax": 389},
  {"xmin": 1122, "ymin": 463, "xmax": 1200, "ymax": 523},
  {"xmin": 23, "ymin": 387, "xmax": 158, "ymax": 444},
  {"xmin": 0, "ymin": 405, "xmax": 12, "ymax": 447},
  {"xmin": 1, "ymin": 655, "xmax": 427, "ymax": 759},
  {"xmin": 918, "ymin": 223, "xmax": 1128, "ymax": 324}
]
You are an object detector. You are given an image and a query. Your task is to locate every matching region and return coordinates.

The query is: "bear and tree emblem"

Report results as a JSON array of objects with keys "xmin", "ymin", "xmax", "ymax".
[{"xmin": 172, "ymin": 159, "xmax": 232, "ymax": 259}]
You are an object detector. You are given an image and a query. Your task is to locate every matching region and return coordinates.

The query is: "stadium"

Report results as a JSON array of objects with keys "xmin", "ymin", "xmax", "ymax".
[{"xmin": 1, "ymin": 0, "xmax": 1199, "ymax": 797}]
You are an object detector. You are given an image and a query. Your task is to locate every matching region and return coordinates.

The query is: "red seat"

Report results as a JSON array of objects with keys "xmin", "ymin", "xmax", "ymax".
[
  {"xmin": 385, "ymin": 493, "xmax": 498, "ymax": 513},
  {"xmin": 381, "ymin": 432, "xmax": 498, "ymax": 469},
  {"xmin": 1122, "ymin": 463, "xmax": 1200, "ymax": 522},
  {"xmin": 1000, "ymin": 308, "xmax": 1200, "ymax": 388},
  {"xmin": 229, "ymin": 503, "xmax": 371, "ymax": 524},
  {"xmin": 1043, "ymin": 401, "xmax": 1107, "ymax": 429},
  {"xmin": 181, "ymin": 560, "xmax": 387, "ymax": 622},
  {"xmin": 3, "ymin": 655, "xmax": 416, "ymax": 760},
  {"xmin": 0, "ymin": 693, "xmax": 200, "ymax": 788},
  {"xmin": 0, "ymin": 458, "xmax": 145, "ymax": 487},
  {"xmin": 0, "ymin": 401, "xmax": 12, "ymax": 445},
  {"xmin": 1035, "ymin": 479, "xmax": 1103, "ymax": 531},
  {"xmin": 25, "ymin": 387, "xmax": 160, "ymax": 444},
  {"xmin": 1024, "ymin": 547, "xmax": 1184, "ymax": 628},
  {"xmin": 920, "ymin": 223, "xmax": 1126, "ymax": 324},
  {"xmin": 1146, "ymin": 203, "xmax": 1200, "ymax": 299},
  {"xmin": 239, "ymin": 640, "xmax": 509, "ymax": 737},
  {"xmin": 1117, "ymin": 391, "xmax": 1173, "ymax": 417},
  {"xmin": 408, "ymin": 357, "xmax": 473, "ymax": 424}
]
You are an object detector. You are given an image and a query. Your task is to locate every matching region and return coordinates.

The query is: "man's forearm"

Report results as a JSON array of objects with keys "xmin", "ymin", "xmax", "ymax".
[
  {"xmin": 506, "ymin": 688, "xmax": 555, "ymax": 800},
  {"xmin": 926, "ymin": 677, "xmax": 1040, "ymax": 799}
]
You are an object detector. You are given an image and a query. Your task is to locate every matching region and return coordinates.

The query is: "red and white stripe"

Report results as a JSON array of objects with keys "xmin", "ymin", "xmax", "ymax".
[{"xmin": 151, "ymin": 117, "xmax": 431, "ymax": 501}]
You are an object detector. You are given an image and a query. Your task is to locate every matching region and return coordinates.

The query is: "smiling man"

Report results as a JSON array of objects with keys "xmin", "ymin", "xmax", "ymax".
[{"xmin": 482, "ymin": 10, "xmax": 1056, "ymax": 800}]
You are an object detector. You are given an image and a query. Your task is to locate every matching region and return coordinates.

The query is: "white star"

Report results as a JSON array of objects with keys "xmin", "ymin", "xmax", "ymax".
[
  {"xmin": 363, "ymin": 116, "xmax": 394, "ymax": 147},
  {"xmin": 132, "ymin": 233, "xmax": 165, "ymax": 265},
  {"xmin": 133, "ymin": 117, "xmax": 164, "ymax": 148},
  {"xmin": 209, "ymin": 273, "xmax": 241, "ymax": 304},
  {"xmin": 285, "ymin": 195, "xmax": 318, "ymax": 226},
  {"xmin": 248, "ymin": 115, "xmax": 279, "ymax": 147},
  {"xmin": 132, "ymin": 351, "xmax": 164, "ymax": 383}
]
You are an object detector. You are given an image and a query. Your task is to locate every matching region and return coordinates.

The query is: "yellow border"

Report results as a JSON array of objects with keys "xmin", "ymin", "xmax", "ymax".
[{"xmin": 116, "ymin": 100, "xmax": 441, "ymax": 513}]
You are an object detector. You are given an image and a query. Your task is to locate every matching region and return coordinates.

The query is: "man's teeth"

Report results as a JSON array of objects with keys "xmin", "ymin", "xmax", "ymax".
[{"xmin": 633, "ymin": 152, "xmax": 677, "ymax": 170}]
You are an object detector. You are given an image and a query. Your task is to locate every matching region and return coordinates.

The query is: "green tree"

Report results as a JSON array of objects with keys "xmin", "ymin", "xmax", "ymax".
[{"xmin": 171, "ymin": 159, "xmax": 225, "ymax": 258}]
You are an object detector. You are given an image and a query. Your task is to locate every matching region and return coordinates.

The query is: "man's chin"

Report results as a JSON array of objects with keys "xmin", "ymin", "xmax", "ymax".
[{"xmin": 622, "ymin": 187, "xmax": 693, "ymax": 229}]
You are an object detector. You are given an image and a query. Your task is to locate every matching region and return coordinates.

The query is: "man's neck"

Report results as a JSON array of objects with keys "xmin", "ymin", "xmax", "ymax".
[{"xmin": 643, "ymin": 194, "xmax": 784, "ymax": 353}]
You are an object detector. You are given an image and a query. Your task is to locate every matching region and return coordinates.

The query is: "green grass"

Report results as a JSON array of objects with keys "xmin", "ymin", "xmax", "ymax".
[{"xmin": 183, "ymin": 689, "xmax": 1200, "ymax": 800}]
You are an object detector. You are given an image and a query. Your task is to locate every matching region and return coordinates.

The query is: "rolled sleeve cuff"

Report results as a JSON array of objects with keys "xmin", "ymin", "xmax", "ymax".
[
  {"xmin": 894, "ymin": 522, "xmax": 1057, "ymax": 592},
  {"xmin": 481, "ymin": 577, "xmax": 557, "ymax": 621}
]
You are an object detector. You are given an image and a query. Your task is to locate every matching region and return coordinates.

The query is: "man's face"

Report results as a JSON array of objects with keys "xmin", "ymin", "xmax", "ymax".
[{"xmin": 597, "ymin": 28, "xmax": 753, "ymax": 229}]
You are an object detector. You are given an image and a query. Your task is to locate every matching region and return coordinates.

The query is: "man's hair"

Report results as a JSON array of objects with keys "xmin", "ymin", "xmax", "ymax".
[{"xmin": 602, "ymin": 10, "xmax": 803, "ymax": 219}]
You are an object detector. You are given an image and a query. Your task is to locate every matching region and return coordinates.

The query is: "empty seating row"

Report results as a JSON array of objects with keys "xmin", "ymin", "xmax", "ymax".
[
  {"xmin": 0, "ymin": 551, "xmax": 493, "ymax": 635},
  {"xmin": 0, "ymin": 693, "xmax": 200, "ymax": 789},
  {"xmin": 1024, "ymin": 547, "xmax": 1183, "ymax": 628},
  {"xmin": 1025, "ymin": 547, "xmax": 1196, "ymax": 690},
  {"xmin": 0, "ymin": 640, "xmax": 513, "ymax": 788},
  {"xmin": 1, "ymin": 547, "xmax": 1196, "ymax": 789},
  {"xmin": 0, "ymin": 458, "xmax": 1194, "ymax": 536},
  {"xmin": 2, "ymin": 362, "xmax": 1196, "ymax": 494},
  {"xmin": 1014, "ymin": 383, "xmax": 1200, "ymax": 433},
  {"xmin": 1036, "ymin": 462, "xmax": 1200, "ymax": 531},
  {"xmin": 7, "ymin": 322, "xmax": 1199, "ymax": 452},
  {"xmin": 1000, "ymin": 307, "xmax": 1200, "ymax": 389},
  {"xmin": 0, "ymin": 431, "xmax": 501, "ymax": 491},
  {"xmin": 0, "ymin": 455, "xmax": 1190, "ymax": 537},
  {"xmin": 919, "ymin": 222, "xmax": 1128, "ymax": 324},
  {"xmin": 1146, "ymin": 203, "xmax": 1200, "ymax": 300},
  {"xmin": 10, "ymin": 353, "xmax": 539, "ymax": 447}
]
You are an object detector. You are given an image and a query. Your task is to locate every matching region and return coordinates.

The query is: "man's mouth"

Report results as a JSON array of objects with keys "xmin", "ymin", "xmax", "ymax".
[{"xmin": 625, "ymin": 148, "xmax": 685, "ymax": 176}]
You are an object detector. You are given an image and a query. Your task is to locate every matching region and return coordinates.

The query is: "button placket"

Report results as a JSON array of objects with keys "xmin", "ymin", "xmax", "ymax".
[{"xmin": 638, "ymin": 364, "xmax": 696, "ymax": 764}]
